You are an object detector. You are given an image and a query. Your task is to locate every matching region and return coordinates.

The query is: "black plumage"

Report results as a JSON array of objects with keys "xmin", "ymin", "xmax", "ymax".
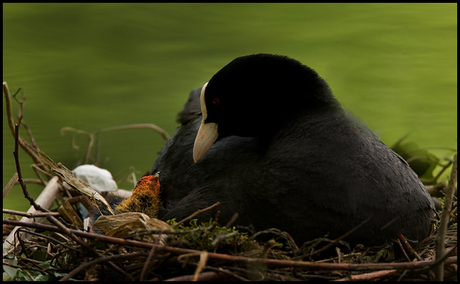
[{"xmin": 151, "ymin": 54, "xmax": 434, "ymax": 246}]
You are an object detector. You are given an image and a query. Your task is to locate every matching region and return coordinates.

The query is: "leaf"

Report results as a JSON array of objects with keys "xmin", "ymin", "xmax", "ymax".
[
  {"xmin": 2, "ymin": 256, "xmax": 18, "ymax": 280},
  {"xmin": 391, "ymin": 140, "xmax": 439, "ymax": 179}
]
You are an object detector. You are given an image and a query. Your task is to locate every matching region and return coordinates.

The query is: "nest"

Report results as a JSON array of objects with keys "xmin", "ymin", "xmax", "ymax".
[{"xmin": 2, "ymin": 82, "xmax": 457, "ymax": 281}]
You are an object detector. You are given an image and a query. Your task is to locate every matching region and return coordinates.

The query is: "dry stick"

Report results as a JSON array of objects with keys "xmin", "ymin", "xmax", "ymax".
[
  {"xmin": 425, "ymin": 182, "xmax": 447, "ymax": 197},
  {"xmin": 60, "ymin": 127, "xmax": 95, "ymax": 164},
  {"xmin": 164, "ymin": 271, "xmax": 224, "ymax": 281},
  {"xmin": 395, "ymin": 238, "xmax": 411, "ymax": 262},
  {"xmin": 31, "ymin": 164, "xmax": 54, "ymax": 186},
  {"xmin": 3, "ymin": 219, "xmax": 457, "ymax": 272},
  {"xmin": 426, "ymin": 244, "xmax": 457, "ymax": 271},
  {"xmin": 176, "ymin": 251, "xmax": 210, "ymax": 280},
  {"xmin": 210, "ymin": 231, "xmax": 239, "ymax": 247},
  {"xmin": 192, "ymin": 252, "xmax": 209, "ymax": 281},
  {"xmin": 395, "ymin": 233, "xmax": 425, "ymax": 280},
  {"xmin": 208, "ymin": 267, "xmax": 249, "ymax": 281},
  {"xmin": 15, "ymin": 228, "xmax": 79, "ymax": 252},
  {"xmin": 398, "ymin": 233, "xmax": 422, "ymax": 261},
  {"xmin": 61, "ymin": 123, "xmax": 170, "ymax": 165},
  {"xmin": 60, "ymin": 252, "xmax": 144, "ymax": 281},
  {"xmin": 16, "ymin": 178, "xmax": 48, "ymax": 186},
  {"xmin": 3, "ymin": 82, "xmax": 16, "ymax": 136},
  {"xmin": 173, "ymin": 202, "xmax": 221, "ymax": 228},
  {"xmin": 140, "ymin": 246, "xmax": 157, "ymax": 281},
  {"xmin": 309, "ymin": 217, "xmax": 371, "ymax": 257},
  {"xmin": 434, "ymin": 153, "xmax": 457, "ymax": 281},
  {"xmin": 140, "ymin": 230, "xmax": 164, "ymax": 281},
  {"xmin": 224, "ymin": 212, "xmax": 239, "ymax": 229},
  {"xmin": 3, "ymin": 173, "xmax": 19, "ymax": 198},
  {"xmin": 334, "ymin": 269, "xmax": 399, "ymax": 281},
  {"xmin": 3, "ymin": 209, "xmax": 60, "ymax": 218},
  {"xmin": 3, "ymin": 82, "xmax": 47, "ymax": 172},
  {"xmin": 100, "ymin": 123, "xmax": 171, "ymax": 143},
  {"xmin": 13, "ymin": 124, "xmax": 46, "ymax": 211},
  {"xmin": 22, "ymin": 120, "xmax": 39, "ymax": 148},
  {"xmin": 429, "ymin": 158, "xmax": 454, "ymax": 184}
]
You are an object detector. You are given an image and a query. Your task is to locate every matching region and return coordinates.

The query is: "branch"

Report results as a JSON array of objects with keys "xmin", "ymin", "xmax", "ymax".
[
  {"xmin": 100, "ymin": 123, "xmax": 171, "ymax": 143},
  {"xmin": 434, "ymin": 153, "xmax": 457, "ymax": 280},
  {"xmin": 3, "ymin": 209, "xmax": 60, "ymax": 218},
  {"xmin": 4, "ymin": 82, "xmax": 47, "ymax": 172},
  {"xmin": 3, "ymin": 173, "xmax": 18, "ymax": 199}
]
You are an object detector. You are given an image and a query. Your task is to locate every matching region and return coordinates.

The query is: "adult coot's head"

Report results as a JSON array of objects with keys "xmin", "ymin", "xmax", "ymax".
[{"xmin": 194, "ymin": 54, "xmax": 339, "ymax": 162}]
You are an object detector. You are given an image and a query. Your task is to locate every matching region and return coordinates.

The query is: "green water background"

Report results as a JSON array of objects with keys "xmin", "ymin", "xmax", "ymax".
[{"xmin": 3, "ymin": 3, "xmax": 457, "ymax": 213}]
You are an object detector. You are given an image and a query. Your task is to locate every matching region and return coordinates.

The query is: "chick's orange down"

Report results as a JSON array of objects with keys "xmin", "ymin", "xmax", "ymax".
[{"xmin": 116, "ymin": 175, "xmax": 161, "ymax": 218}]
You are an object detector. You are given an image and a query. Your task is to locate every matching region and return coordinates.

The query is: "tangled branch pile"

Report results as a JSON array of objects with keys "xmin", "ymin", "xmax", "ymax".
[{"xmin": 3, "ymin": 82, "xmax": 457, "ymax": 281}]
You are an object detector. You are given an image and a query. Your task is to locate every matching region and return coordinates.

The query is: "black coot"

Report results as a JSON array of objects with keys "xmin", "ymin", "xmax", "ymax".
[{"xmin": 151, "ymin": 54, "xmax": 434, "ymax": 246}]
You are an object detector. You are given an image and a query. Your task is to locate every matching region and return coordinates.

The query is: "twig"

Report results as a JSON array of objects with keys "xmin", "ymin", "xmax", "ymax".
[
  {"xmin": 398, "ymin": 233, "xmax": 422, "ymax": 261},
  {"xmin": 3, "ymin": 82, "xmax": 47, "ymax": 173},
  {"xmin": 100, "ymin": 123, "xmax": 171, "ymax": 143},
  {"xmin": 140, "ymin": 246, "xmax": 157, "ymax": 281},
  {"xmin": 3, "ymin": 219, "xmax": 457, "ymax": 272},
  {"xmin": 431, "ymin": 157, "xmax": 455, "ymax": 184},
  {"xmin": 425, "ymin": 182, "xmax": 447, "ymax": 197},
  {"xmin": 3, "ymin": 209, "xmax": 60, "ymax": 218},
  {"xmin": 3, "ymin": 82, "xmax": 16, "ymax": 136},
  {"xmin": 31, "ymin": 163, "xmax": 54, "ymax": 185},
  {"xmin": 334, "ymin": 269, "xmax": 399, "ymax": 281},
  {"xmin": 395, "ymin": 238, "xmax": 411, "ymax": 262},
  {"xmin": 309, "ymin": 217, "xmax": 371, "ymax": 257},
  {"xmin": 3, "ymin": 173, "xmax": 18, "ymax": 198},
  {"xmin": 434, "ymin": 153, "xmax": 457, "ymax": 281},
  {"xmin": 193, "ymin": 251, "xmax": 209, "ymax": 281},
  {"xmin": 210, "ymin": 231, "xmax": 239, "ymax": 247},
  {"xmin": 17, "ymin": 178, "xmax": 48, "ymax": 185},
  {"xmin": 164, "ymin": 271, "xmax": 227, "ymax": 281},
  {"xmin": 173, "ymin": 202, "xmax": 221, "ymax": 228},
  {"xmin": 61, "ymin": 123, "xmax": 171, "ymax": 165},
  {"xmin": 60, "ymin": 252, "xmax": 144, "ymax": 281},
  {"xmin": 60, "ymin": 127, "xmax": 95, "ymax": 164},
  {"xmin": 14, "ymin": 124, "xmax": 46, "ymax": 211},
  {"xmin": 15, "ymin": 228, "xmax": 78, "ymax": 252},
  {"xmin": 140, "ymin": 230, "xmax": 164, "ymax": 281},
  {"xmin": 224, "ymin": 212, "xmax": 239, "ymax": 229},
  {"xmin": 427, "ymin": 245, "xmax": 457, "ymax": 270}
]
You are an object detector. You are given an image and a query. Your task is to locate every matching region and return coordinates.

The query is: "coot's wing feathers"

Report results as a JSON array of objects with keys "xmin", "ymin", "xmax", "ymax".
[{"xmin": 258, "ymin": 108, "xmax": 434, "ymax": 243}]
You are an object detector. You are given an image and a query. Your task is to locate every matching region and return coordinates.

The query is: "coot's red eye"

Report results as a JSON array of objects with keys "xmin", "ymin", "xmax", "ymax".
[{"xmin": 212, "ymin": 97, "xmax": 220, "ymax": 105}]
